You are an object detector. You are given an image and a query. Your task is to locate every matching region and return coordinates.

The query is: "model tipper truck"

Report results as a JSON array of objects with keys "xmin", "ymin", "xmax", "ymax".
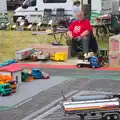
[
  {"xmin": 60, "ymin": 94, "xmax": 120, "ymax": 120},
  {"xmin": 50, "ymin": 52, "xmax": 67, "ymax": 62},
  {"xmin": 0, "ymin": 75, "xmax": 17, "ymax": 93}
]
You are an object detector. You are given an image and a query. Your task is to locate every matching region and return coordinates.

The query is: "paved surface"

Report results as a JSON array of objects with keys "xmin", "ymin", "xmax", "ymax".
[
  {"xmin": 0, "ymin": 68, "xmax": 120, "ymax": 120},
  {"xmin": 0, "ymin": 76, "xmax": 70, "ymax": 107},
  {"xmin": 38, "ymin": 91, "xmax": 114, "ymax": 120}
]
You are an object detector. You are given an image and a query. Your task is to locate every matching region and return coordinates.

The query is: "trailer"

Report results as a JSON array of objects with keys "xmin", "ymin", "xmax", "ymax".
[
  {"xmin": 15, "ymin": 48, "xmax": 35, "ymax": 60},
  {"xmin": 60, "ymin": 94, "xmax": 120, "ymax": 120}
]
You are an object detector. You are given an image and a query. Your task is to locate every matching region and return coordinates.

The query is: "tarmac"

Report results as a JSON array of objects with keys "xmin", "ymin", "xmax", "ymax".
[
  {"xmin": 0, "ymin": 76, "xmax": 71, "ymax": 108},
  {"xmin": 0, "ymin": 67, "xmax": 120, "ymax": 120}
]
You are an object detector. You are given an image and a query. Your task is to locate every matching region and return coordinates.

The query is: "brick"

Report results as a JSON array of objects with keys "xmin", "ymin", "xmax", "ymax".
[
  {"xmin": 109, "ymin": 51, "xmax": 120, "ymax": 67},
  {"xmin": 29, "ymin": 44, "xmax": 71, "ymax": 59},
  {"xmin": 109, "ymin": 35, "xmax": 120, "ymax": 52}
]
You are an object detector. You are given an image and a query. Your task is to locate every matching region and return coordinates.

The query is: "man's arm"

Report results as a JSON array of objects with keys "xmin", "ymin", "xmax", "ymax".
[
  {"xmin": 67, "ymin": 31, "xmax": 73, "ymax": 40},
  {"xmin": 67, "ymin": 22, "xmax": 74, "ymax": 40},
  {"xmin": 80, "ymin": 30, "xmax": 90, "ymax": 37}
]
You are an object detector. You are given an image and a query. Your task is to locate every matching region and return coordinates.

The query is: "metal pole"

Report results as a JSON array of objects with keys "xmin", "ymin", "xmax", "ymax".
[
  {"xmin": 81, "ymin": 0, "xmax": 83, "ymax": 10},
  {"xmin": 119, "ymin": 0, "xmax": 120, "ymax": 17},
  {"xmin": 118, "ymin": 0, "xmax": 120, "ymax": 20}
]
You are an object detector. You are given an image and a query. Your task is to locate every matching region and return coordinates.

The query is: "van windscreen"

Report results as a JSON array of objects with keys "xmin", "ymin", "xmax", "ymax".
[{"xmin": 43, "ymin": 0, "xmax": 67, "ymax": 3}]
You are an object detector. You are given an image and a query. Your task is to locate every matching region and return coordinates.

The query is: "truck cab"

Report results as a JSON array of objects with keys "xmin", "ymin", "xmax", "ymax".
[
  {"xmin": 31, "ymin": 69, "xmax": 43, "ymax": 79},
  {"xmin": 0, "ymin": 83, "xmax": 12, "ymax": 96}
]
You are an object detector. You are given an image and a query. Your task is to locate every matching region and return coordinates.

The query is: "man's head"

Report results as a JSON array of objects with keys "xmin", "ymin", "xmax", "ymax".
[
  {"xmin": 73, "ymin": 0, "xmax": 80, "ymax": 7},
  {"xmin": 76, "ymin": 11, "xmax": 84, "ymax": 20}
]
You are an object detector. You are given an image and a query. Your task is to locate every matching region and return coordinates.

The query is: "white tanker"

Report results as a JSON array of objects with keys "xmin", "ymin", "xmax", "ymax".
[{"xmin": 60, "ymin": 94, "xmax": 120, "ymax": 120}]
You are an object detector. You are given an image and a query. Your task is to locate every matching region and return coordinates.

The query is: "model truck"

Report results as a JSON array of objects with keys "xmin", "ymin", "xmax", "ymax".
[
  {"xmin": 15, "ymin": 48, "xmax": 35, "ymax": 61},
  {"xmin": 50, "ymin": 52, "xmax": 67, "ymax": 62},
  {"xmin": 30, "ymin": 51, "xmax": 50, "ymax": 62},
  {"xmin": 22, "ymin": 68, "xmax": 50, "ymax": 81},
  {"xmin": 31, "ymin": 69, "xmax": 50, "ymax": 79},
  {"xmin": 0, "ymin": 75, "xmax": 17, "ymax": 93},
  {"xmin": 60, "ymin": 94, "xmax": 120, "ymax": 120},
  {"xmin": 77, "ymin": 56, "xmax": 101, "ymax": 68},
  {"xmin": 0, "ymin": 83, "xmax": 12, "ymax": 96}
]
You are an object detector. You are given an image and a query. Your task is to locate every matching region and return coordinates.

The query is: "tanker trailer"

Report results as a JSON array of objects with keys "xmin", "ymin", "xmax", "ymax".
[{"xmin": 61, "ymin": 95, "xmax": 120, "ymax": 120}]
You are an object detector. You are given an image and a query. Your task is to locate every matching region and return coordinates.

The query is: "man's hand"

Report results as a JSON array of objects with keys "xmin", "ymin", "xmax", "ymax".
[
  {"xmin": 67, "ymin": 31, "xmax": 73, "ymax": 40},
  {"xmin": 77, "ymin": 36, "xmax": 82, "ymax": 42},
  {"xmin": 77, "ymin": 36, "xmax": 82, "ymax": 40}
]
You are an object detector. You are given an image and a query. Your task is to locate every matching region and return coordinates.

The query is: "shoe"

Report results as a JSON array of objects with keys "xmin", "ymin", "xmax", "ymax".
[
  {"xmin": 88, "ymin": 52, "xmax": 94, "ymax": 58},
  {"xmin": 84, "ymin": 53, "xmax": 89, "ymax": 59}
]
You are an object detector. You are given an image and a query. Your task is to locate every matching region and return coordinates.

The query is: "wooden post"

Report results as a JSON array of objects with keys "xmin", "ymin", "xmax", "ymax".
[{"xmin": 81, "ymin": 0, "xmax": 83, "ymax": 10}]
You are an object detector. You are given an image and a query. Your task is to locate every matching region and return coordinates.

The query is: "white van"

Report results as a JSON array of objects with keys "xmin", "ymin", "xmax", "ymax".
[
  {"xmin": 13, "ymin": 0, "xmax": 88, "ymax": 23},
  {"xmin": 0, "ymin": 0, "xmax": 7, "ymax": 14}
]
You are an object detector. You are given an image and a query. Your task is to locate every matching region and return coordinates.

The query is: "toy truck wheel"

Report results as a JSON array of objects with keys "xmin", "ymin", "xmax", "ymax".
[
  {"xmin": 77, "ymin": 64, "xmax": 81, "ymax": 68},
  {"xmin": 92, "ymin": 66, "xmax": 95, "ymax": 68},
  {"xmin": 0, "ymin": 92, "xmax": 3, "ymax": 96},
  {"xmin": 112, "ymin": 114, "xmax": 119, "ymax": 120},
  {"xmin": 80, "ymin": 115, "xmax": 85, "ymax": 120},
  {"xmin": 103, "ymin": 115, "xmax": 112, "ymax": 120}
]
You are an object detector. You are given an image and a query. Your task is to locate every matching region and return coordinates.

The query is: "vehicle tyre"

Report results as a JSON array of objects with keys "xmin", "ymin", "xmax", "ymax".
[
  {"xmin": 80, "ymin": 115, "xmax": 85, "ymax": 120},
  {"xmin": 104, "ymin": 115, "xmax": 112, "ymax": 120},
  {"xmin": 92, "ymin": 66, "xmax": 95, "ymax": 68},
  {"xmin": 77, "ymin": 64, "xmax": 81, "ymax": 68},
  {"xmin": 0, "ymin": 92, "xmax": 3, "ymax": 96},
  {"xmin": 112, "ymin": 114, "xmax": 119, "ymax": 120}
]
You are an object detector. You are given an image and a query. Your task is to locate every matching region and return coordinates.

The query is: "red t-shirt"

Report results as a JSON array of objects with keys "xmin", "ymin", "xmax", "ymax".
[{"xmin": 68, "ymin": 19, "xmax": 92, "ymax": 38}]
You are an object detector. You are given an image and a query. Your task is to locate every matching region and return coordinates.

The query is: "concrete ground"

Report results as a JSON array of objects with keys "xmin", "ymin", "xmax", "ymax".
[
  {"xmin": 0, "ymin": 68, "xmax": 120, "ymax": 120},
  {"xmin": 39, "ymin": 91, "xmax": 115, "ymax": 120},
  {"xmin": 0, "ymin": 76, "xmax": 70, "ymax": 107}
]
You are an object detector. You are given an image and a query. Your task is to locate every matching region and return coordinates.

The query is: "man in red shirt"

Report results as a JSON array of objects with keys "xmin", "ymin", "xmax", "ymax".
[{"xmin": 67, "ymin": 11, "xmax": 92, "ymax": 58}]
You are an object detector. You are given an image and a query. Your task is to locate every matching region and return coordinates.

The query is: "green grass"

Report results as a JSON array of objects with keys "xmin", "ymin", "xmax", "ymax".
[{"xmin": 0, "ymin": 30, "xmax": 108, "ymax": 62}]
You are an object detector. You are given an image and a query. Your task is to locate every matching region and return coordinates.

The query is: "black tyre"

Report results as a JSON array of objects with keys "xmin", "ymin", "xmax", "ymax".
[
  {"xmin": 104, "ymin": 115, "xmax": 112, "ymax": 120},
  {"xmin": 0, "ymin": 92, "xmax": 3, "ymax": 96},
  {"xmin": 80, "ymin": 115, "xmax": 85, "ymax": 120},
  {"xmin": 112, "ymin": 114, "xmax": 119, "ymax": 120},
  {"xmin": 77, "ymin": 64, "xmax": 81, "ymax": 68}
]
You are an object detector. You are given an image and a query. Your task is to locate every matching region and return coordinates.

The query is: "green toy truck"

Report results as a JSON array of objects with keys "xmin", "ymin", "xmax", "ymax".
[{"xmin": 0, "ymin": 83, "xmax": 12, "ymax": 96}]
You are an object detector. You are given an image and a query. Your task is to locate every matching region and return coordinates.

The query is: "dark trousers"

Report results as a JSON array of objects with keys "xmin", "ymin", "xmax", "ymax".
[{"xmin": 66, "ymin": 36, "xmax": 90, "ymax": 57}]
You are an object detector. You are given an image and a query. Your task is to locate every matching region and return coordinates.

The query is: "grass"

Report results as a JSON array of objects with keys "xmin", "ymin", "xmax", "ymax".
[
  {"xmin": 0, "ymin": 31, "xmax": 51, "ymax": 62},
  {"xmin": 0, "ymin": 30, "xmax": 109, "ymax": 62},
  {"xmin": 0, "ymin": 11, "xmax": 109, "ymax": 62}
]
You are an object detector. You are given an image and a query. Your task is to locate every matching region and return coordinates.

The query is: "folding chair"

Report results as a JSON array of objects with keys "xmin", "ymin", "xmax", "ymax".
[
  {"xmin": 42, "ymin": 9, "xmax": 52, "ymax": 24},
  {"xmin": 55, "ymin": 8, "xmax": 65, "ymax": 24}
]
